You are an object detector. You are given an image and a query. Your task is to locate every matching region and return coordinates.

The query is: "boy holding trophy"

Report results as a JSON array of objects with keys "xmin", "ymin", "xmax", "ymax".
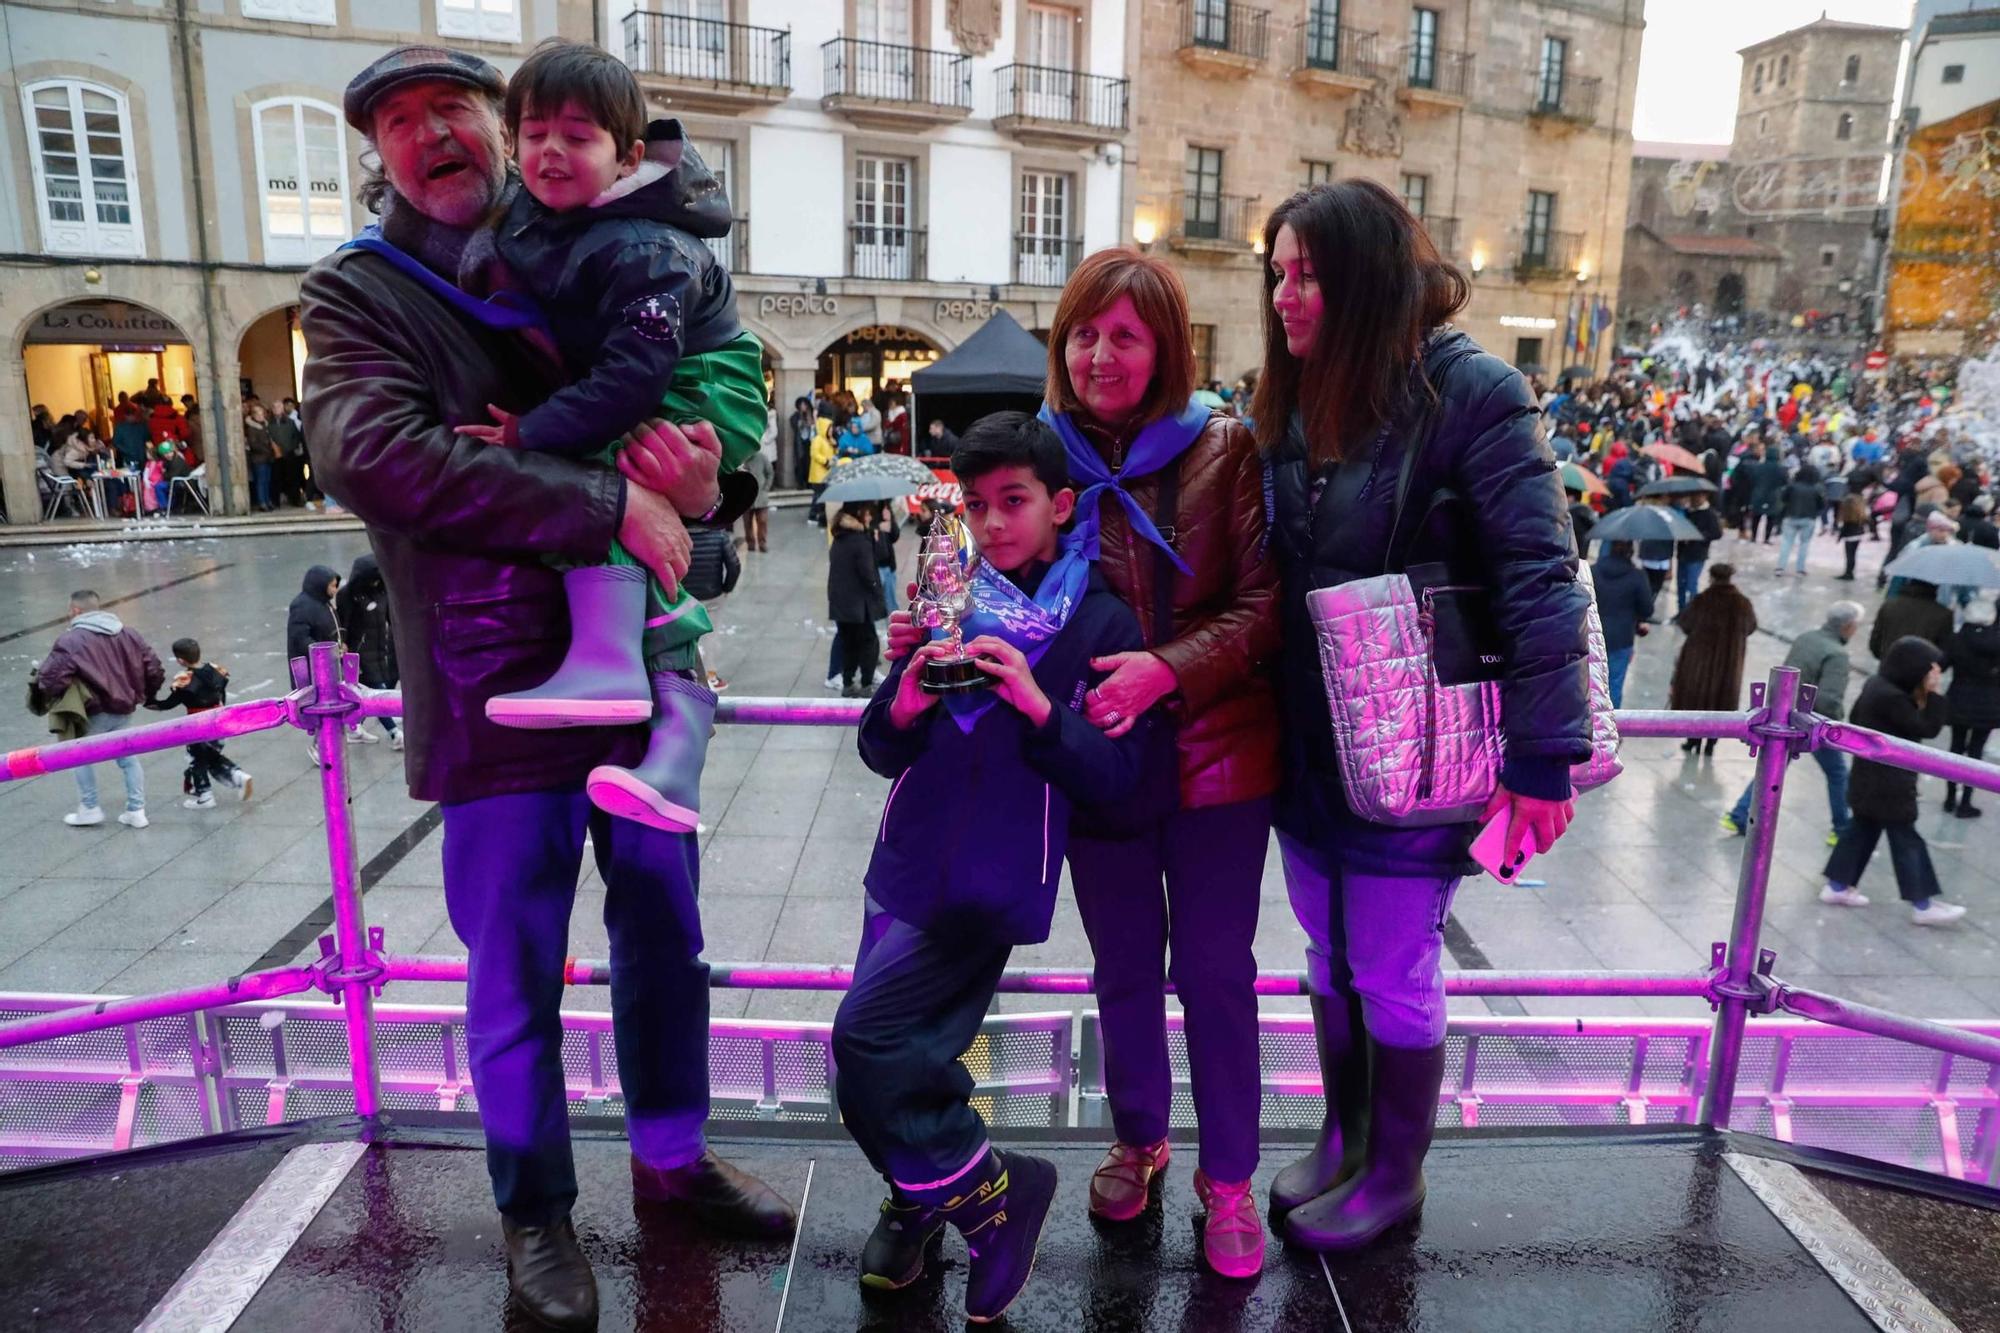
[{"xmin": 835, "ymin": 412, "xmax": 1156, "ymax": 1322}]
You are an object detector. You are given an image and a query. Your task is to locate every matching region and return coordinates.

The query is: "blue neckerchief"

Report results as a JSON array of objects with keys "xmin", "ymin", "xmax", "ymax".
[
  {"xmin": 1038, "ymin": 399, "xmax": 1209, "ymax": 576},
  {"xmin": 941, "ymin": 536, "xmax": 1092, "ymax": 734},
  {"xmin": 341, "ymin": 227, "xmax": 549, "ymax": 332}
]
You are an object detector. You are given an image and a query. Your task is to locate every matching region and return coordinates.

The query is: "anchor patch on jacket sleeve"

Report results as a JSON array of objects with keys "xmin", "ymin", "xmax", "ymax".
[{"xmin": 624, "ymin": 291, "xmax": 684, "ymax": 346}]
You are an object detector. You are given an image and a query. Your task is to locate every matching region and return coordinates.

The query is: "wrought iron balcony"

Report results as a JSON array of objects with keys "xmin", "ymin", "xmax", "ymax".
[
  {"xmin": 1014, "ymin": 234, "xmax": 1083, "ymax": 287},
  {"xmin": 1290, "ymin": 18, "xmax": 1385, "ymax": 91},
  {"xmin": 1178, "ymin": 1, "xmax": 1270, "ymax": 72},
  {"xmin": 821, "ymin": 38, "xmax": 971, "ymax": 130},
  {"xmin": 994, "ymin": 66, "xmax": 1129, "ymax": 145},
  {"xmin": 706, "ymin": 217, "xmax": 749, "ymax": 275},
  {"xmin": 1173, "ymin": 192, "xmax": 1262, "ymax": 250},
  {"xmin": 621, "ymin": 13, "xmax": 790, "ymax": 113},
  {"xmin": 1516, "ymin": 229, "xmax": 1584, "ymax": 280},
  {"xmin": 1400, "ymin": 45, "xmax": 1473, "ymax": 107},
  {"xmin": 1527, "ymin": 71, "xmax": 1602, "ymax": 127},
  {"xmin": 1419, "ymin": 214, "xmax": 1458, "ymax": 259},
  {"xmin": 847, "ymin": 223, "xmax": 927, "ymax": 281}
]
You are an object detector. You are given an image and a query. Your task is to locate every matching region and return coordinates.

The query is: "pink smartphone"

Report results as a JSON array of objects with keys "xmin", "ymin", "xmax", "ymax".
[{"xmin": 1471, "ymin": 812, "xmax": 1531, "ymax": 883}]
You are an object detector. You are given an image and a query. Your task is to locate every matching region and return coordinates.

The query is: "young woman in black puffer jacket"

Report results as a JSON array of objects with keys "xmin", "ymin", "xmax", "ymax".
[
  {"xmin": 1945, "ymin": 600, "xmax": 2000, "ymax": 817},
  {"xmin": 1256, "ymin": 179, "xmax": 1592, "ymax": 1253}
]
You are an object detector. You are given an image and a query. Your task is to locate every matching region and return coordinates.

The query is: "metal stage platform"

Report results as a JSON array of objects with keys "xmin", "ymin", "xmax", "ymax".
[{"xmin": 1, "ymin": 1116, "xmax": 1991, "ymax": 1332}]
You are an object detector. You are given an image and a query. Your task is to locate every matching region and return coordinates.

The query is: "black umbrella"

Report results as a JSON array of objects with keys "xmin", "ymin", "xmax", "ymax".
[
  {"xmin": 1559, "ymin": 364, "xmax": 1593, "ymax": 381},
  {"xmin": 1517, "ymin": 361, "xmax": 1548, "ymax": 376},
  {"xmin": 1589, "ymin": 505, "xmax": 1703, "ymax": 544},
  {"xmin": 1637, "ymin": 476, "xmax": 1719, "ymax": 498}
]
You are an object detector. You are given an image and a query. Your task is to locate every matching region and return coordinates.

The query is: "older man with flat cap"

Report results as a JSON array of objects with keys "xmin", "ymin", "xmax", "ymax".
[{"xmin": 300, "ymin": 46, "xmax": 788, "ymax": 1331}]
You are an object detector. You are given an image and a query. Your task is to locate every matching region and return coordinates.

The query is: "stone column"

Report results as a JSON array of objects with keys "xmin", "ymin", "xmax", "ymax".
[{"xmin": 772, "ymin": 362, "xmax": 819, "ymax": 491}]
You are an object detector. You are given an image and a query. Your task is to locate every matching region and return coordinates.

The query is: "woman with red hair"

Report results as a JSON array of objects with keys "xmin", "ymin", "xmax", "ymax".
[{"xmin": 889, "ymin": 247, "xmax": 1281, "ymax": 1280}]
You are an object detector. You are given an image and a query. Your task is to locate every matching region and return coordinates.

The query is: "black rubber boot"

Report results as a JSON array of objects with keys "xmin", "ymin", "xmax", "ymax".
[
  {"xmin": 502, "ymin": 1214, "xmax": 600, "ymax": 1331},
  {"xmin": 860, "ymin": 1193, "xmax": 946, "ymax": 1291},
  {"xmin": 1269, "ymin": 991, "xmax": 1370, "ymax": 1224},
  {"xmin": 1283, "ymin": 1041, "xmax": 1447, "ymax": 1253}
]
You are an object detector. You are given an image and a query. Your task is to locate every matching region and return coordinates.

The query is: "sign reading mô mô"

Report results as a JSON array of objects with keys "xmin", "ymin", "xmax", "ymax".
[{"xmin": 25, "ymin": 301, "xmax": 189, "ymax": 345}]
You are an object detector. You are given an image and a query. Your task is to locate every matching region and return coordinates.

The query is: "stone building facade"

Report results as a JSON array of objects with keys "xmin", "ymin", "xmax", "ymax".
[
  {"xmin": 1616, "ymin": 142, "xmax": 1783, "ymax": 325},
  {"xmin": 1124, "ymin": 0, "xmax": 1644, "ymax": 384},
  {"xmin": 1727, "ymin": 18, "xmax": 1903, "ymax": 322}
]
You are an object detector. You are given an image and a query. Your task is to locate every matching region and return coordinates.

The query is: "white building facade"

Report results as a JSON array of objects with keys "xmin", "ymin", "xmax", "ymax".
[{"xmin": 606, "ymin": 0, "xmax": 1130, "ymax": 483}]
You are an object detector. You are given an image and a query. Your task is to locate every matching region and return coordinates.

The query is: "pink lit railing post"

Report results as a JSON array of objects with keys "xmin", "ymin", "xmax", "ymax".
[{"xmin": 302, "ymin": 642, "xmax": 383, "ymax": 1119}]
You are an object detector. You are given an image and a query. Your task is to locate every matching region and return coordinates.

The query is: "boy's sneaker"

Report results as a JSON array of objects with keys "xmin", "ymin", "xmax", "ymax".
[
  {"xmin": 389, "ymin": 730, "xmax": 404, "ymax": 751},
  {"xmin": 1719, "ymin": 813, "xmax": 1745, "ymax": 836},
  {"xmin": 1913, "ymin": 900, "xmax": 1968, "ymax": 927},
  {"xmin": 1819, "ymin": 884, "xmax": 1870, "ymax": 907},
  {"xmin": 936, "ymin": 1150, "xmax": 1057, "ymax": 1325},
  {"xmin": 824, "ymin": 674, "xmax": 843, "ymax": 691},
  {"xmin": 859, "ymin": 1196, "xmax": 945, "ymax": 1291},
  {"xmin": 232, "ymin": 770, "xmax": 254, "ymax": 800},
  {"xmin": 63, "ymin": 806, "xmax": 105, "ymax": 827},
  {"xmin": 347, "ymin": 726, "xmax": 379, "ymax": 745},
  {"xmin": 183, "ymin": 792, "xmax": 216, "ymax": 810},
  {"xmin": 118, "ymin": 810, "xmax": 149, "ymax": 829}
]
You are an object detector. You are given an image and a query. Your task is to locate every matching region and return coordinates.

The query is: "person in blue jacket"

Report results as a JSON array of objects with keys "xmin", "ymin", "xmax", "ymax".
[{"xmin": 834, "ymin": 412, "xmax": 1156, "ymax": 1323}]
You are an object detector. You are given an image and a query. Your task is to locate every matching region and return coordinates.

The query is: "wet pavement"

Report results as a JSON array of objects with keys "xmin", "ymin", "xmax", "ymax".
[
  {"xmin": 0, "ymin": 1119, "xmax": 1927, "ymax": 1333},
  {"xmin": 3, "ymin": 510, "xmax": 2000, "ymax": 1028}
]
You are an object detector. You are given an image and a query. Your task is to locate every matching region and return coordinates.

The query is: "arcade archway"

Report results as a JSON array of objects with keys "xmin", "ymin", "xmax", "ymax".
[
  {"xmin": 816, "ymin": 325, "xmax": 941, "ymax": 403},
  {"xmin": 21, "ymin": 298, "xmax": 196, "ymax": 435}
]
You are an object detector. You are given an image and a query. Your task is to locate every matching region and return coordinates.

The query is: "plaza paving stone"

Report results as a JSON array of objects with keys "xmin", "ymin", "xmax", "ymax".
[{"xmin": 2, "ymin": 509, "xmax": 1998, "ymax": 1034}]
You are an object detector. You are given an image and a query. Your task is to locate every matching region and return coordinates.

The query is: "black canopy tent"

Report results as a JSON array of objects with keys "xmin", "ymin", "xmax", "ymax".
[{"xmin": 909, "ymin": 309, "xmax": 1048, "ymax": 454}]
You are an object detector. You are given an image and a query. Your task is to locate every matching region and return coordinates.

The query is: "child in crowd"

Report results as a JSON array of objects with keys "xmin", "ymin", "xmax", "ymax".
[
  {"xmin": 144, "ymin": 638, "xmax": 252, "ymax": 809},
  {"xmin": 445, "ymin": 39, "xmax": 766, "ymax": 834},
  {"xmin": 1821, "ymin": 635, "xmax": 1967, "ymax": 926},
  {"xmin": 834, "ymin": 413, "xmax": 1155, "ymax": 1322}
]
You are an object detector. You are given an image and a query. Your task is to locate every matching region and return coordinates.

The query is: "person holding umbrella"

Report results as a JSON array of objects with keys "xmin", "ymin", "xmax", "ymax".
[
  {"xmin": 1674, "ymin": 491, "xmax": 1724, "ymax": 613},
  {"xmin": 1592, "ymin": 540, "xmax": 1658, "ymax": 708}
]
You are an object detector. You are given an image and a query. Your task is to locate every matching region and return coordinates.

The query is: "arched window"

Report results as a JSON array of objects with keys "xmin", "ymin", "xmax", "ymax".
[
  {"xmin": 251, "ymin": 98, "xmax": 351, "ymax": 264},
  {"xmin": 1844, "ymin": 54, "xmax": 1860, "ymax": 83},
  {"xmin": 22, "ymin": 79, "xmax": 144, "ymax": 257},
  {"xmin": 1837, "ymin": 112, "xmax": 1853, "ymax": 140}
]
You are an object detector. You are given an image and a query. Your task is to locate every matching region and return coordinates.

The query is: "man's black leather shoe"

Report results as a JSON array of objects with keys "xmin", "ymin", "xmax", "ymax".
[
  {"xmin": 631, "ymin": 1149, "xmax": 798, "ymax": 1239},
  {"xmin": 502, "ymin": 1214, "xmax": 599, "ymax": 1331}
]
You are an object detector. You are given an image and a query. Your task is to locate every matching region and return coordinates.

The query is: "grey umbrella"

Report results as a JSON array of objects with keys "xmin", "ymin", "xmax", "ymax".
[
  {"xmin": 820, "ymin": 452, "xmax": 937, "ymax": 503},
  {"xmin": 1637, "ymin": 476, "xmax": 1719, "ymax": 498},
  {"xmin": 1588, "ymin": 504, "xmax": 1703, "ymax": 544},
  {"xmin": 1883, "ymin": 542, "xmax": 2000, "ymax": 589},
  {"xmin": 821, "ymin": 475, "xmax": 922, "ymax": 503}
]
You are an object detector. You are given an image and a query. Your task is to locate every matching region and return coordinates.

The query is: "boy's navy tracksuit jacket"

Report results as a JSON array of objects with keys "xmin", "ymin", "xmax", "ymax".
[{"xmin": 855, "ymin": 566, "xmax": 1154, "ymax": 946}]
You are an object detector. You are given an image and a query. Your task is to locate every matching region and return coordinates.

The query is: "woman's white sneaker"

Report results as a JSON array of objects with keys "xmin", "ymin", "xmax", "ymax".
[
  {"xmin": 1819, "ymin": 885, "xmax": 1870, "ymax": 907},
  {"xmin": 117, "ymin": 810, "xmax": 149, "ymax": 829},
  {"xmin": 1912, "ymin": 900, "xmax": 1968, "ymax": 926},
  {"xmin": 63, "ymin": 806, "xmax": 105, "ymax": 827}
]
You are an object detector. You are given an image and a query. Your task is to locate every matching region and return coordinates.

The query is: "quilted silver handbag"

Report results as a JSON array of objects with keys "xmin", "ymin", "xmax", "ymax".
[{"xmin": 1302, "ymin": 354, "xmax": 1620, "ymax": 829}]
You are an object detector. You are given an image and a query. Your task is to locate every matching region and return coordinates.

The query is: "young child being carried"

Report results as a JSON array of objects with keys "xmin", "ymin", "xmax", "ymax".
[
  {"xmin": 143, "ymin": 638, "xmax": 252, "ymax": 809},
  {"xmin": 453, "ymin": 38, "xmax": 766, "ymax": 833},
  {"xmin": 833, "ymin": 413, "xmax": 1156, "ymax": 1323}
]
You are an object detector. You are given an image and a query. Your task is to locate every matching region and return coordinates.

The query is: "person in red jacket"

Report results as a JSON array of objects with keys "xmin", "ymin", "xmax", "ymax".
[{"xmin": 33, "ymin": 589, "xmax": 164, "ymax": 828}]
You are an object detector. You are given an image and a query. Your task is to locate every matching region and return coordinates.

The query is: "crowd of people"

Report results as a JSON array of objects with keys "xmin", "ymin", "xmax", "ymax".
[{"xmin": 30, "ymin": 383, "xmax": 206, "ymax": 518}]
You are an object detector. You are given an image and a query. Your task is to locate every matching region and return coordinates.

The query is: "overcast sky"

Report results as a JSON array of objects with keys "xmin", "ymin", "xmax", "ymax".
[{"xmin": 1631, "ymin": 0, "xmax": 1915, "ymax": 144}]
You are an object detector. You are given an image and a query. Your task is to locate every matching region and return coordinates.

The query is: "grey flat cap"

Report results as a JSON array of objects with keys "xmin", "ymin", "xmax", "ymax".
[{"xmin": 343, "ymin": 44, "xmax": 506, "ymax": 133}]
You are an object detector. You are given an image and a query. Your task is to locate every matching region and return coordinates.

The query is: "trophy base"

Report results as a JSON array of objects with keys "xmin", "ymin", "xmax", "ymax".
[{"xmin": 920, "ymin": 656, "xmax": 994, "ymax": 695}]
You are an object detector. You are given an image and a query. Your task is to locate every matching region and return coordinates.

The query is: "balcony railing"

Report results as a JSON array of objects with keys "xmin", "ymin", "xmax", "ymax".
[
  {"xmin": 1893, "ymin": 223, "xmax": 1982, "ymax": 260},
  {"xmin": 1418, "ymin": 214, "xmax": 1458, "ymax": 258},
  {"xmin": 847, "ymin": 223, "xmax": 927, "ymax": 281},
  {"xmin": 706, "ymin": 217, "xmax": 749, "ymax": 275},
  {"xmin": 1179, "ymin": 1, "xmax": 1270, "ymax": 62},
  {"xmin": 1528, "ymin": 71, "xmax": 1602, "ymax": 124},
  {"xmin": 1014, "ymin": 234, "xmax": 1083, "ymax": 286},
  {"xmin": 1175, "ymin": 191, "xmax": 1262, "ymax": 247},
  {"xmin": 1517, "ymin": 228, "xmax": 1584, "ymax": 278},
  {"xmin": 821, "ymin": 38, "xmax": 970, "ymax": 114},
  {"xmin": 1402, "ymin": 45, "xmax": 1474, "ymax": 98},
  {"xmin": 621, "ymin": 13, "xmax": 790, "ymax": 100},
  {"xmin": 994, "ymin": 65, "xmax": 1129, "ymax": 133},
  {"xmin": 1294, "ymin": 18, "xmax": 1383, "ymax": 81}
]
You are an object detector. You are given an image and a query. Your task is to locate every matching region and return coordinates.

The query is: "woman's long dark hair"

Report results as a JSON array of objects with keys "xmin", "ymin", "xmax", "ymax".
[{"xmin": 1252, "ymin": 179, "xmax": 1469, "ymax": 466}]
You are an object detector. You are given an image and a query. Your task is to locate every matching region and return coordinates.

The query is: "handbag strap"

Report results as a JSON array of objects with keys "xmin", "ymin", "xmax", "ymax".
[{"xmin": 1382, "ymin": 340, "xmax": 1479, "ymax": 576}]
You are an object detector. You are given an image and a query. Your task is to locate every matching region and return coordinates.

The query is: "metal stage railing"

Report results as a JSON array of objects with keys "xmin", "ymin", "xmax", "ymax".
[{"xmin": 5, "ymin": 647, "xmax": 2000, "ymax": 1183}]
